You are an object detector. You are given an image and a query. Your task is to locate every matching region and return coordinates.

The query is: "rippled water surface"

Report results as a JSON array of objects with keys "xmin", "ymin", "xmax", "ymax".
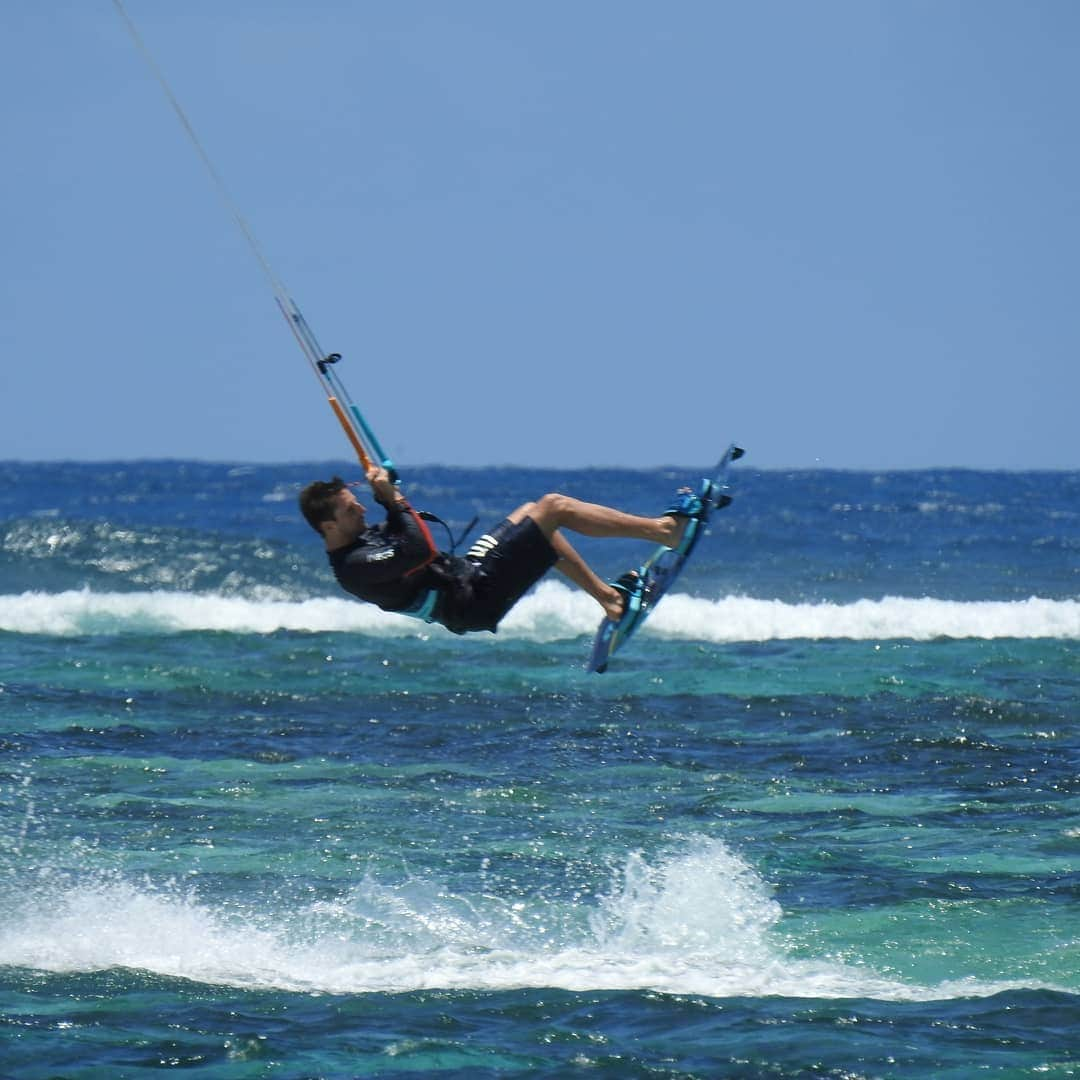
[{"xmin": 2, "ymin": 463, "xmax": 1077, "ymax": 1076}]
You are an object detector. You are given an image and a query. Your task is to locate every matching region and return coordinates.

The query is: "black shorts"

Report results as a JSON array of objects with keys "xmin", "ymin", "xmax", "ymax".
[{"xmin": 439, "ymin": 516, "xmax": 557, "ymax": 634}]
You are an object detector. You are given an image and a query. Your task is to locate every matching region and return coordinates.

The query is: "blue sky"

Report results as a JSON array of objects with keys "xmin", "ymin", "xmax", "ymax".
[{"xmin": 4, "ymin": 1, "xmax": 1077, "ymax": 469}]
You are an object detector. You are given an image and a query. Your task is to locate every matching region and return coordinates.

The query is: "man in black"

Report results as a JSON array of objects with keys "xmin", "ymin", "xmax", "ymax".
[{"xmin": 299, "ymin": 466, "xmax": 695, "ymax": 634}]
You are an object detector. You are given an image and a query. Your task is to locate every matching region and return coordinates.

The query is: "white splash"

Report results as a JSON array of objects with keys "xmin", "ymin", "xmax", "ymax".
[{"xmin": 0, "ymin": 838, "xmax": 1052, "ymax": 1002}]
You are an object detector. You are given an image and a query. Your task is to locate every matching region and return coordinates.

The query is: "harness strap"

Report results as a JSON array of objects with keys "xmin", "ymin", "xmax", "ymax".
[
  {"xmin": 394, "ymin": 502, "xmax": 441, "ymax": 622},
  {"xmin": 419, "ymin": 510, "xmax": 479, "ymax": 555},
  {"xmin": 400, "ymin": 503, "xmax": 440, "ymax": 577}
]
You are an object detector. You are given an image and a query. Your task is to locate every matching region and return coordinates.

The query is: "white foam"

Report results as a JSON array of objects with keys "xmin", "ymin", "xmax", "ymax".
[
  {"xmin": 1, "ymin": 584, "xmax": 1077, "ymax": 641},
  {"xmin": 0, "ymin": 589, "xmax": 420, "ymax": 638},
  {"xmin": 646, "ymin": 592, "xmax": 1080, "ymax": 643},
  {"xmin": 0, "ymin": 838, "xmax": 1054, "ymax": 1001}
]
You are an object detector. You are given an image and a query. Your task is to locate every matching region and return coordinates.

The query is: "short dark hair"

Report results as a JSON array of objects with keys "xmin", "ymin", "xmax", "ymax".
[{"xmin": 299, "ymin": 476, "xmax": 347, "ymax": 534}]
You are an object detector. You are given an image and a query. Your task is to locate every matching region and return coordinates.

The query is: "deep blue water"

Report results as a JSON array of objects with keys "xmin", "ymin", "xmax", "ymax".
[{"xmin": 1, "ymin": 461, "xmax": 1078, "ymax": 1077}]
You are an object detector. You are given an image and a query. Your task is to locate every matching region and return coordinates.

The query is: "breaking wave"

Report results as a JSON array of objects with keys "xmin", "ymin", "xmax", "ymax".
[{"xmin": 1, "ymin": 582, "xmax": 1077, "ymax": 641}]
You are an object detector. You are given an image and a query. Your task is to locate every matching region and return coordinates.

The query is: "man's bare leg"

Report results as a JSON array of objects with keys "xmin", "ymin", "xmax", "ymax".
[
  {"xmin": 546, "ymin": 530, "xmax": 626, "ymax": 621},
  {"xmin": 508, "ymin": 492, "xmax": 688, "ymax": 547},
  {"xmin": 506, "ymin": 492, "xmax": 695, "ymax": 621}
]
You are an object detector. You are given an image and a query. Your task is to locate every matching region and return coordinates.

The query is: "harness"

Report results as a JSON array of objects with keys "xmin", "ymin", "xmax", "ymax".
[
  {"xmin": 402, "ymin": 588, "xmax": 441, "ymax": 623},
  {"xmin": 396, "ymin": 509, "xmax": 478, "ymax": 624}
]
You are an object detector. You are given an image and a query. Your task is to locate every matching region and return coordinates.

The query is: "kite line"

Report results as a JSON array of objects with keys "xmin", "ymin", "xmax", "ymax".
[{"xmin": 111, "ymin": 0, "xmax": 395, "ymax": 477}]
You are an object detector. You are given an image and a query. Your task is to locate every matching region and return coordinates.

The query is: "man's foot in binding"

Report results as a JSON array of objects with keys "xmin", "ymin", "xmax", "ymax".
[
  {"xmin": 603, "ymin": 569, "xmax": 641, "ymax": 623},
  {"xmin": 661, "ymin": 484, "xmax": 709, "ymax": 549}
]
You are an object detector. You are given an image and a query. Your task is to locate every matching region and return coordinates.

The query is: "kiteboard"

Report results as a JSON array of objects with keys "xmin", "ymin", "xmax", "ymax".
[{"xmin": 586, "ymin": 444, "xmax": 745, "ymax": 673}]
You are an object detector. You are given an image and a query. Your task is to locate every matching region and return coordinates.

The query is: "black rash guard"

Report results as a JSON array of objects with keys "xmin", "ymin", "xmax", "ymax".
[{"xmin": 327, "ymin": 502, "xmax": 448, "ymax": 616}]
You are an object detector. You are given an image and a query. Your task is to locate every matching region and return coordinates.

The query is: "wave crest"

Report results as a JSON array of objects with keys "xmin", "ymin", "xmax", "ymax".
[{"xmin": 1, "ymin": 583, "xmax": 1077, "ymax": 641}]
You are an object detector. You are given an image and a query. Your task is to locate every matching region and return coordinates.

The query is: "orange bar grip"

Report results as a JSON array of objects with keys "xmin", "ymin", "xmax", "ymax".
[{"xmin": 328, "ymin": 396, "xmax": 372, "ymax": 470}]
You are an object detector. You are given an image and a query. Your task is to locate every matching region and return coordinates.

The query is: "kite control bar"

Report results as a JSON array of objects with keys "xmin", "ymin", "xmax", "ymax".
[{"xmin": 277, "ymin": 294, "xmax": 397, "ymax": 481}]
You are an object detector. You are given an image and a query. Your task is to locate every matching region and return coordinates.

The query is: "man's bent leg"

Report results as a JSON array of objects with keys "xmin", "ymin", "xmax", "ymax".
[
  {"xmin": 509, "ymin": 493, "xmax": 684, "ymax": 547},
  {"xmin": 546, "ymin": 530, "xmax": 625, "ymax": 622}
]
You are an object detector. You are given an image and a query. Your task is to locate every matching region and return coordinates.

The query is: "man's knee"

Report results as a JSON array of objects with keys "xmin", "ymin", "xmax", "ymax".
[
  {"xmin": 521, "ymin": 492, "xmax": 571, "ymax": 531},
  {"xmin": 536, "ymin": 492, "xmax": 572, "ymax": 518}
]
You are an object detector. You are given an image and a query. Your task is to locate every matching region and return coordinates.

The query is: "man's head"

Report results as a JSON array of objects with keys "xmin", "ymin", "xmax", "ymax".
[{"xmin": 299, "ymin": 476, "xmax": 366, "ymax": 544}]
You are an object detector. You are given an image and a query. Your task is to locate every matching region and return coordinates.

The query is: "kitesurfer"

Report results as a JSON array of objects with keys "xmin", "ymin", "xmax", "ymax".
[{"xmin": 299, "ymin": 466, "xmax": 701, "ymax": 633}]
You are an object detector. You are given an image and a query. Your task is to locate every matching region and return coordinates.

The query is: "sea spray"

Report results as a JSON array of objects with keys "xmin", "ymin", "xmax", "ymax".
[{"xmin": 0, "ymin": 837, "xmax": 1050, "ymax": 1002}]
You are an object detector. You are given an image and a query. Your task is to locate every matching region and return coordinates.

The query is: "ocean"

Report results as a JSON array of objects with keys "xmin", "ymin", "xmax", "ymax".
[{"xmin": 1, "ymin": 460, "xmax": 1077, "ymax": 1078}]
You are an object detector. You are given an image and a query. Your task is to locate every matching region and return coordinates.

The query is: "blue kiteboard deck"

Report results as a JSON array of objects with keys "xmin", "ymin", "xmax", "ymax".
[{"xmin": 586, "ymin": 444, "xmax": 745, "ymax": 673}]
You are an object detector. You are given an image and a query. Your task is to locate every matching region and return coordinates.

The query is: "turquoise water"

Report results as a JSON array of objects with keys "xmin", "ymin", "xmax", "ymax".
[{"xmin": 1, "ymin": 463, "xmax": 1078, "ymax": 1076}]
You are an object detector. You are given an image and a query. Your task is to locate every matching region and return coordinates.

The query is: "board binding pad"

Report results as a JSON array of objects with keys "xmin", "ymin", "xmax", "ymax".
[{"xmin": 586, "ymin": 444, "xmax": 745, "ymax": 673}]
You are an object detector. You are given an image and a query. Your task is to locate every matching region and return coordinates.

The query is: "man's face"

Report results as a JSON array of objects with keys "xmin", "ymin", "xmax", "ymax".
[{"xmin": 328, "ymin": 487, "xmax": 366, "ymax": 534}]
